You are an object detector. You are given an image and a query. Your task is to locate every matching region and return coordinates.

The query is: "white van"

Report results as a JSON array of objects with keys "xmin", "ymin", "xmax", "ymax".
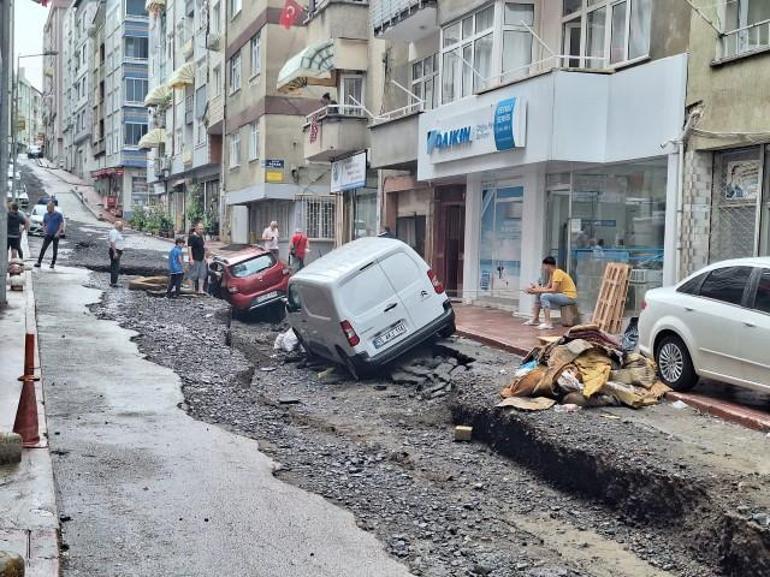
[{"xmin": 286, "ymin": 237, "xmax": 455, "ymax": 378}]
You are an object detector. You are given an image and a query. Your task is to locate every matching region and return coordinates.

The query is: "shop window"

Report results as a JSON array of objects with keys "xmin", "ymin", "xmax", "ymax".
[{"xmin": 479, "ymin": 186, "xmax": 523, "ymax": 301}]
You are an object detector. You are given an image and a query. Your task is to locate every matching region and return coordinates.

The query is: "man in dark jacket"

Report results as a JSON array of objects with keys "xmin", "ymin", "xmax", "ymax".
[{"xmin": 7, "ymin": 202, "xmax": 28, "ymax": 259}]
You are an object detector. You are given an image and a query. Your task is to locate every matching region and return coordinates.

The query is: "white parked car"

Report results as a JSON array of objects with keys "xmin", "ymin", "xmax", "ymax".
[
  {"xmin": 29, "ymin": 204, "xmax": 66, "ymax": 237},
  {"xmin": 286, "ymin": 237, "xmax": 456, "ymax": 378},
  {"xmin": 639, "ymin": 258, "xmax": 770, "ymax": 392}
]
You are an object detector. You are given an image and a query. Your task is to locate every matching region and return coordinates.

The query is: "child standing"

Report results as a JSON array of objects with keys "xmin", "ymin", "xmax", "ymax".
[{"xmin": 166, "ymin": 237, "xmax": 185, "ymax": 298}]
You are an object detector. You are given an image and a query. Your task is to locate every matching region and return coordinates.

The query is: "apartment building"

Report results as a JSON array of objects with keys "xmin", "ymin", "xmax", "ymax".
[
  {"xmin": 367, "ymin": 0, "xmax": 690, "ymax": 316},
  {"xmin": 89, "ymin": 0, "xmax": 150, "ymax": 217},
  {"xmin": 66, "ymin": 0, "xmax": 100, "ymax": 178},
  {"xmin": 679, "ymin": 0, "xmax": 770, "ymax": 277},
  {"xmin": 43, "ymin": 0, "xmax": 70, "ymax": 166},
  {"xmin": 222, "ymin": 0, "xmax": 334, "ymax": 259},
  {"xmin": 16, "ymin": 69, "xmax": 44, "ymax": 153}
]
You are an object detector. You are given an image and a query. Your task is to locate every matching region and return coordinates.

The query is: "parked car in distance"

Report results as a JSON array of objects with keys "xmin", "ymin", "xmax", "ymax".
[
  {"xmin": 36, "ymin": 194, "xmax": 58, "ymax": 206},
  {"xmin": 286, "ymin": 237, "xmax": 456, "ymax": 379},
  {"xmin": 209, "ymin": 247, "xmax": 290, "ymax": 317},
  {"xmin": 29, "ymin": 203, "xmax": 66, "ymax": 237},
  {"xmin": 639, "ymin": 257, "xmax": 770, "ymax": 393},
  {"xmin": 27, "ymin": 144, "xmax": 42, "ymax": 159}
]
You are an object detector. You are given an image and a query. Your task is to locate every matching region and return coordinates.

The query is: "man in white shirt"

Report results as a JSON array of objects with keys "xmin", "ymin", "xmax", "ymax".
[
  {"xmin": 108, "ymin": 220, "xmax": 125, "ymax": 288},
  {"xmin": 262, "ymin": 220, "xmax": 279, "ymax": 259}
]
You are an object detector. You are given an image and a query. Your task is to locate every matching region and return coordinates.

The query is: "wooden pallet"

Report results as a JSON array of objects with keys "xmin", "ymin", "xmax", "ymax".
[{"xmin": 591, "ymin": 262, "xmax": 631, "ymax": 334}]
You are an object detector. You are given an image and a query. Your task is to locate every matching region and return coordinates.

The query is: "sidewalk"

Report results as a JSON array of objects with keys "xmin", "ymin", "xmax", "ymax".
[{"xmin": 0, "ymin": 239, "xmax": 60, "ymax": 576}]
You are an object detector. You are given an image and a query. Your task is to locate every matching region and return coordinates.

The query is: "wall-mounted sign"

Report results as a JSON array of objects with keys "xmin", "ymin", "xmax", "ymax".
[
  {"xmin": 420, "ymin": 98, "xmax": 527, "ymax": 164},
  {"xmin": 331, "ymin": 151, "xmax": 367, "ymax": 193},
  {"xmin": 264, "ymin": 159, "xmax": 285, "ymax": 169},
  {"xmin": 265, "ymin": 169, "xmax": 284, "ymax": 183}
]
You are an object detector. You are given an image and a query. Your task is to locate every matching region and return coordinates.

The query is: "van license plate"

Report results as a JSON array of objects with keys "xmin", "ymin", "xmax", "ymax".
[
  {"xmin": 256, "ymin": 291, "xmax": 278, "ymax": 303},
  {"xmin": 374, "ymin": 323, "xmax": 407, "ymax": 349}
]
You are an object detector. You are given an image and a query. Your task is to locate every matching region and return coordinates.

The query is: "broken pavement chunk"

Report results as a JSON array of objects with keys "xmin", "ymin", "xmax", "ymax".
[
  {"xmin": 496, "ymin": 396, "xmax": 556, "ymax": 411},
  {"xmin": 454, "ymin": 425, "xmax": 473, "ymax": 442}
]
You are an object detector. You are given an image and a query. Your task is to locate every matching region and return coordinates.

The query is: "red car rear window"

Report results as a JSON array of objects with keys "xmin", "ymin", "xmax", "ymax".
[{"xmin": 230, "ymin": 253, "xmax": 275, "ymax": 278}]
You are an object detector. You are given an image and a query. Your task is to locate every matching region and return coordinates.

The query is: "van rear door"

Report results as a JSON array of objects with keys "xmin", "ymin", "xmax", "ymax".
[
  {"xmin": 338, "ymin": 261, "xmax": 411, "ymax": 358},
  {"xmin": 378, "ymin": 250, "xmax": 446, "ymax": 332}
]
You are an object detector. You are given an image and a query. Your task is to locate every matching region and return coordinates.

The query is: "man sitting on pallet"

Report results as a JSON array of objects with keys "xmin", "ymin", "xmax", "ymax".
[{"xmin": 524, "ymin": 256, "xmax": 578, "ymax": 330}]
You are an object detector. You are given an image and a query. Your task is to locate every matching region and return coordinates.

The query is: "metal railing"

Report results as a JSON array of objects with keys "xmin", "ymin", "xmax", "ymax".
[
  {"xmin": 304, "ymin": 103, "xmax": 368, "ymax": 125},
  {"xmin": 718, "ymin": 18, "xmax": 770, "ymax": 60},
  {"xmin": 371, "ymin": 0, "xmax": 435, "ymax": 34}
]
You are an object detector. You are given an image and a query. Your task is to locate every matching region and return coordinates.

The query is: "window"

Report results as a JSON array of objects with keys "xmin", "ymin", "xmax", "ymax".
[
  {"xmin": 250, "ymin": 32, "xmax": 261, "ymax": 77},
  {"xmin": 229, "ymin": 131, "xmax": 240, "ymax": 168},
  {"xmin": 720, "ymin": 0, "xmax": 770, "ymax": 58},
  {"xmin": 124, "ymin": 122, "xmax": 148, "ymax": 146},
  {"xmin": 411, "ymin": 55, "xmax": 438, "ymax": 110},
  {"xmin": 211, "ymin": 2, "xmax": 221, "ymax": 34},
  {"xmin": 339, "ymin": 75, "xmax": 364, "ymax": 115},
  {"xmin": 561, "ymin": 0, "xmax": 651, "ymax": 67},
  {"xmin": 229, "ymin": 52, "xmax": 241, "ymax": 93},
  {"xmin": 213, "ymin": 66, "xmax": 222, "ymax": 96},
  {"xmin": 126, "ymin": 0, "xmax": 147, "ymax": 16},
  {"xmin": 125, "ymin": 78, "xmax": 148, "ymax": 103},
  {"xmin": 231, "ymin": 253, "xmax": 274, "ymax": 277},
  {"xmin": 699, "ymin": 266, "xmax": 753, "ymax": 306},
  {"xmin": 230, "ymin": 0, "xmax": 241, "ymax": 18},
  {"xmin": 124, "ymin": 36, "xmax": 149, "ymax": 59},
  {"xmin": 752, "ymin": 269, "xmax": 770, "ymax": 314},
  {"xmin": 677, "ymin": 273, "xmax": 707, "ymax": 295},
  {"xmin": 248, "ymin": 122, "xmax": 259, "ymax": 161},
  {"xmin": 503, "ymin": 2, "xmax": 534, "ymax": 80},
  {"xmin": 303, "ymin": 196, "xmax": 336, "ymax": 239},
  {"xmin": 441, "ymin": 4, "xmax": 496, "ymax": 103}
]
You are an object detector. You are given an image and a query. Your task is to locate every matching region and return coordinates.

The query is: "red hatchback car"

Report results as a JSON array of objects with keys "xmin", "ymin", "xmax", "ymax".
[{"xmin": 209, "ymin": 247, "xmax": 290, "ymax": 315}]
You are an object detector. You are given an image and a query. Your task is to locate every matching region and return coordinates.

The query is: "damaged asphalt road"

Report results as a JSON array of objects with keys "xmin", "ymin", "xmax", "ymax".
[{"xmin": 44, "ymin": 211, "xmax": 769, "ymax": 577}]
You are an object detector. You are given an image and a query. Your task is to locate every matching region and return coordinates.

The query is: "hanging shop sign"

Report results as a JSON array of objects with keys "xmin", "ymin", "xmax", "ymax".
[
  {"xmin": 422, "ymin": 98, "xmax": 526, "ymax": 164},
  {"xmin": 330, "ymin": 151, "xmax": 367, "ymax": 193}
]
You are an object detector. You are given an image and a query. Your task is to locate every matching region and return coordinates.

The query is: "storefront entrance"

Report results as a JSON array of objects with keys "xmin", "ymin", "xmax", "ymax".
[
  {"xmin": 545, "ymin": 159, "xmax": 668, "ymax": 314},
  {"xmin": 479, "ymin": 186, "xmax": 523, "ymax": 306},
  {"xmin": 433, "ymin": 186, "xmax": 465, "ymax": 298}
]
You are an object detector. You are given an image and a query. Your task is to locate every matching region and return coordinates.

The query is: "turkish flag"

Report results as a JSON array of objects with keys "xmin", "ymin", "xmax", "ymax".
[{"xmin": 280, "ymin": 0, "xmax": 303, "ymax": 29}]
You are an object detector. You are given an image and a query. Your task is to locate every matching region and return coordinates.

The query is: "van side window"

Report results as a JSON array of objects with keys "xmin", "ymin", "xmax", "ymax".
[
  {"xmin": 303, "ymin": 290, "xmax": 333, "ymax": 318},
  {"xmin": 378, "ymin": 252, "xmax": 422, "ymax": 292},
  {"xmin": 340, "ymin": 264, "xmax": 393, "ymax": 316},
  {"xmin": 287, "ymin": 285, "xmax": 302, "ymax": 311}
]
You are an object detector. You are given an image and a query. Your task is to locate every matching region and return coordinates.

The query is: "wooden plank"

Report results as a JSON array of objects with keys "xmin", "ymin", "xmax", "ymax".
[{"xmin": 591, "ymin": 262, "xmax": 630, "ymax": 334}]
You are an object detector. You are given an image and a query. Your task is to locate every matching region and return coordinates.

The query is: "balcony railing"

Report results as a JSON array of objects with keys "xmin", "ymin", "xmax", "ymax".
[
  {"xmin": 304, "ymin": 103, "xmax": 367, "ymax": 125},
  {"xmin": 307, "ymin": 0, "xmax": 368, "ymax": 20},
  {"xmin": 371, "ymin": 0, "xmax": 435, "ymax": 36},
  {"xmin": 717, "ymin": 19, "xmax": 770, "ymax": 62}
]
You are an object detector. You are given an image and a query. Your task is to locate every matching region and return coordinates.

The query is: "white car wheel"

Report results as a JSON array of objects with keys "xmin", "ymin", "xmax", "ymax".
[{"xmin": 655, "ymin": 335, "xmax": 697, "ymax": 392}]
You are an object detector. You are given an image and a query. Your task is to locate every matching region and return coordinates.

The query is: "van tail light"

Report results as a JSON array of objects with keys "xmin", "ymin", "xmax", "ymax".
[
  {"xmin": 427, "ymin": 269, "xmax": 445, "ymax": 294},
  {"xmin": 340, "ymin": 320, "xmax": 360, "ymax": 347},
  {"xmin": 641, "ymin": 298, "xmax": 647, "ymax": 311}
]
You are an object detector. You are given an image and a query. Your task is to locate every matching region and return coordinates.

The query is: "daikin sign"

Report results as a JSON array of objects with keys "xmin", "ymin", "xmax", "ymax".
[{"xmin": 426, "ymin": 126, "xmax": 473, "ymax": 154}]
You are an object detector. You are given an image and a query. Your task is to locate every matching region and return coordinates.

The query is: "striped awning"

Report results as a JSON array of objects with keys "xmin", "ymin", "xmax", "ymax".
[
  {"xmin": 143, "ymin": 84, "xmax": 170, "ymax": 107},
  {"xmin": 168, "ymin": 63, "xmax": 195, "ymax": 90},
  {"xmin": 145, "ymin": 0, "xmax": 166, "ymax": 14},
  {"xmin": 137, "ymin": 128, "xmax": 166, "ymax": 149},
  {"xmin": 277, "ymin": 40, "xmax": 335, "ymax": 94}
]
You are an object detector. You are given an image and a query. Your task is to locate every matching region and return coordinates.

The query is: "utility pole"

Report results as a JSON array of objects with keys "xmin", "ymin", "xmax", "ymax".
[{"xmin": 0, "ymin": 0, "xmax": 13, "ymax": 307}]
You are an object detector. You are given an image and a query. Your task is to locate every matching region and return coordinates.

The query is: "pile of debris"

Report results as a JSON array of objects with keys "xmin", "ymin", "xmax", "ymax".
[
  {"xmin": 499, "ymin": 323, "xmax": 669, "ymax": 411},
  {"xmin": 390, "ymin": 353, "xmax": 471, "ymax": 399}
]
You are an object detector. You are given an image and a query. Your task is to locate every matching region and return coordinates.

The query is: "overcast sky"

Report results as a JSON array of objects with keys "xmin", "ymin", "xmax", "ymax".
[{"xmin": 15, "ymin": 1, "xmax": 50, "ymax": 92}]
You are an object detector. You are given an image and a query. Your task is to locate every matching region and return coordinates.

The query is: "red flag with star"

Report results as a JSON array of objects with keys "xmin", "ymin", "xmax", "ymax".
[{"xmin": 280, "ymin": 0, "xmax": 303, "ymax": 29}]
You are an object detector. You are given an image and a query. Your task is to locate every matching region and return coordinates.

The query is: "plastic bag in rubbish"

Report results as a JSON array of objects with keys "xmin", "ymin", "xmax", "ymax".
[
  {"xmin": 514, "ymin": 359, "xmax": 538, "ymax": 378},
  {"xmin": 621, "ymin": 317, "xmax": 639, "ymax": 353},
  {"xmin": 274, "ymin": 328, "xmax": 299, "ymax": 352}
]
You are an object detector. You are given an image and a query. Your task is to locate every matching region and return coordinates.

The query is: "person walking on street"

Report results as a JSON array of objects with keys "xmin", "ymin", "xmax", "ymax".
[
  {"xmin": 187, "ymin": 222, "xmax": 207, "ymax": 295},
  {"xmin": 108, "ymin": 220, "xmax": 125, "ymax": 287},
  {"xmin": 7, "ymin": 201, "xmax": 28, "ymax": 259},
  {"xmin": 289, "ymin": 228, "xmax": 309, "ymax": 271},
  {"xmin": 166, "ymin": 237, "xmax": 186, "ymax": 298},
  {"xmin": 34, "ymin": 201, "xmax": 64, "ymax": 269},
  {"xmin": 262, "ymin": 220, "xmax": 280, "ymax": 259}
]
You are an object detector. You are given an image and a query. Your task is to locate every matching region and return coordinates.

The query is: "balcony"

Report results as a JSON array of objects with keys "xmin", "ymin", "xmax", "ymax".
[
  {"xmin": 306, "ymin": 0, "xmax": 369, "ymax": 43},
  {"xmin": 303, "ymin": 105, "xmax": 368, "ymax": 162},
  {"xmin": 207, "ymin": 94, "xmax": 224, "ymax": 134},
  {"xmin": 371, "ymin": 0, "xmax": 437, "ymax": 42},
  {"xmin": 716, "ymin": 19, "xmax": 770, "ymax": 63},
  {"xmin": 369, "ymin": 103, "xmax": 421, "ymax": 169}
]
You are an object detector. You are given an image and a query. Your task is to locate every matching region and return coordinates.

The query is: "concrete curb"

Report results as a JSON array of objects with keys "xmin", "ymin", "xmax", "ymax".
[
  {"xmin": 667, "ymin": 391, "xmax": 770, "ymax": 432},
  {"xmin": 454, "ymin": 327, "xmax": 530, "ymax": 357}
]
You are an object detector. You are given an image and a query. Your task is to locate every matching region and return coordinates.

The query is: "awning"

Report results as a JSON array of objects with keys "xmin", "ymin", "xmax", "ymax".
[
  {"xmin": 277, "ymin": 40, "xmax": 335, "ymax": 93},
  {"xmin": 145, "ymin": 0, "xmax": 166, "ymax": 14},
  {"xmin": 168, "ymin": 63, "xmax": 195, "ymax": 90},
  {"xmin": 137, "ymin": 128, "xmax": 166, "ymax": 149},
  {"xmin": 143, "ymin": 84, "xmax": 170, "ymax": 107}
]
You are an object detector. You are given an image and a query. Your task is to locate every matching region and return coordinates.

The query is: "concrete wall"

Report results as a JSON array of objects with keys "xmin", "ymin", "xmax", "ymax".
[
  {"xmin": 650, "ymin": 0, "xmax": 691, "ymax": 61},
  {"xmin": 686, "ymin": 0, "xmax": 770, "ymax": 151}
]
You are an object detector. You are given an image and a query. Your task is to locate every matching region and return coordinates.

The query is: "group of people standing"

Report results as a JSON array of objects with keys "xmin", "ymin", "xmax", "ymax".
[
  {"xmin": 262, "ymin": 220, "xmax": 309, "ymax": 271},
  {"xmin": 165, "ymin": 223, "xmax": 208, "ymax": 298}
]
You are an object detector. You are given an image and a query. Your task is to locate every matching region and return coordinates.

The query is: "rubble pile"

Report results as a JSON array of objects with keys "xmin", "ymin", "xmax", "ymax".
[
  {"xmin": 500, "ymin": 323, "xmax": 669, "ymax": 411},
  {"xmin": 390, "ymin": 351, "xmax": 472, "ymax": 399}
]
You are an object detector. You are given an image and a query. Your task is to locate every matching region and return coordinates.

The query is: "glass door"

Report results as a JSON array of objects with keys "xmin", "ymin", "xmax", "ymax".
[
  {"xmin": 479, "ymin": 186, "xmax": 523, "ymax": 303},
  {"xmin": 546, "ymin": 189, "xmax": 570, "ymax": 270}
]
